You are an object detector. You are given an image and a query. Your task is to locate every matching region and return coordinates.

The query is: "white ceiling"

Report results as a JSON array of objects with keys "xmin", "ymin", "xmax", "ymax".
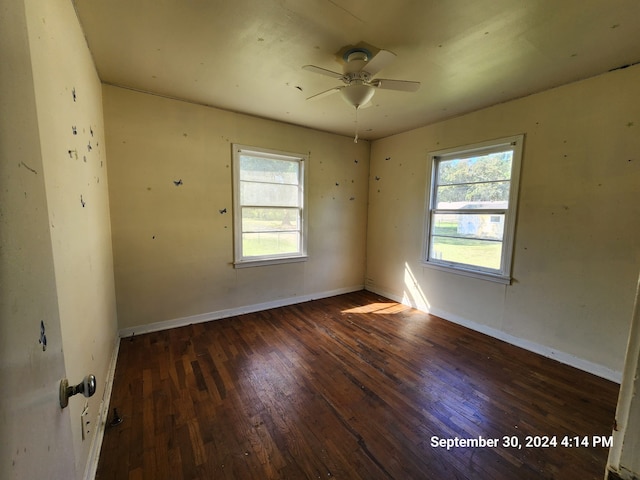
[{"xmin": 73, "ymin": 0, "xmax": 640, "ymax": 141}]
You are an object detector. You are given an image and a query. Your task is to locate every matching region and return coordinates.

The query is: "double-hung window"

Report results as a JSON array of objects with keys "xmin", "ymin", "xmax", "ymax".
[
  {"xmin": 232, "ymin": 144, "xmax": 307, "ymax": 267},
  {"xmin": 423, "ymin": 135, "xmax": 524, "ymax": 283}
]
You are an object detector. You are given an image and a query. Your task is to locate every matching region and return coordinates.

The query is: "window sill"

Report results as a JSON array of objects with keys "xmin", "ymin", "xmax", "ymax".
[
  {"xmin": 234, "ymin": 255, "xmax": 308, "ymax": 269},
  {"xmin": 422, "ymin": 261, "xmax": 512, "ymax": 285}
]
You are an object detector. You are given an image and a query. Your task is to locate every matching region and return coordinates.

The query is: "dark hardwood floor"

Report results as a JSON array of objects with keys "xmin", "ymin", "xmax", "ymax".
[{"xmin": 96, "ymin": 290, "xmax": 619, "ymax": 479}]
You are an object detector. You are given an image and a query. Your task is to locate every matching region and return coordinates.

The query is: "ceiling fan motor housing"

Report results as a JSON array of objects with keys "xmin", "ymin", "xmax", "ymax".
[{"xmin": 344, "ymin": 71, "xmax": 372, "ymax": 83}]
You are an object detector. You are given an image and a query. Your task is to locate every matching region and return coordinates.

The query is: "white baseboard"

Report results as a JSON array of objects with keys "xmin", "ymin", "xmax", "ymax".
[
  {"xmin": 366, "ymin": 286, "xmax": 622, "ymax": 384},
  {"xmin": 84, "ymin": 334, "xmax": 121, "ymax": 480},
  {"xmin": 118, "ymin": 285, "xmax": 365, "ymax": 338}
]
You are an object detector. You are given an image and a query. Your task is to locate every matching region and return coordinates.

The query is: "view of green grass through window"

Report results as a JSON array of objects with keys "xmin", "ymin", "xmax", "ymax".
[{"xmin": 426, "ymin": 137, "xmax": 522, "ymax": 278}]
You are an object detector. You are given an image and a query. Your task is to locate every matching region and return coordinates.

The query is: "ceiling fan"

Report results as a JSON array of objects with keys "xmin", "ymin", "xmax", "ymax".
[
  {"xmin": 303, "ymin": 47, "xmax": 420, "ymax": 109},
  {"xmin": 303, "ymin": 47, "xmax": 420, "ymax": 142}
]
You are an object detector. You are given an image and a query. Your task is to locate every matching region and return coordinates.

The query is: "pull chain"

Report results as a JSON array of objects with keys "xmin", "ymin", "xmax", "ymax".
[{"xmin": 354, "ymin": 106, "xmax": 359, "ymax": 143}]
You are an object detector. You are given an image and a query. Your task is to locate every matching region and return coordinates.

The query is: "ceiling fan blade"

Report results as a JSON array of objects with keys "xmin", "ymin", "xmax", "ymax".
[
  {"xmin": 373, "ymin": 79, "xmax": 421, "ymax": 92},
  {"xmin": 363, "ymin": 49, "xmax": 396, "ymax": 76},
  {"xmin": 302, "ymin": 65, "xmax": 344, "ymax": 79},
  {"xmin": 306, "ymin": 86, "xmax": 342, "ymax": 101}
]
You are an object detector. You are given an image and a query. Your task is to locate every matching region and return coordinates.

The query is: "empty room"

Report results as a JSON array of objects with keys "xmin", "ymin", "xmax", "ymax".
[{"xmin": 2, "ymin": 0, "xmax": 640, "ymax": 479}]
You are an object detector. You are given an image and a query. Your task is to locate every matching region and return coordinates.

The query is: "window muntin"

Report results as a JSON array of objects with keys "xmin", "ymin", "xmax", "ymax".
[
  {"xmin": 233, "ymin": 145, "xmax": 307, "ymax": 267},
  {"xmin": 424, "ymin": 135, "xmax": 523, "ymax": 282}
]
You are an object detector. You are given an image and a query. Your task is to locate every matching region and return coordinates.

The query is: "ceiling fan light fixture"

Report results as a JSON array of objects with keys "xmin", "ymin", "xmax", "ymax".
[{"xmin": 341, "ymin": 83, "xmax": 375, "ymax": 108}]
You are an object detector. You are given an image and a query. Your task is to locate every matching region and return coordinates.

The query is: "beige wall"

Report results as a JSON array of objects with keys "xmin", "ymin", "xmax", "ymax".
[
  {"xmin": 17, "ymin": 0, "xmax": 118, "ymax": 477},
  {"xmin": 366, "ymin": 64, "xmax": 640, "ymax": 378},
  {"xmin": 103, "ymin": 85, "xmax": 370, "ymax": 331},
  {"xmin": 0, "ymin": 0, "xmax": 76, "ymax": 478}
]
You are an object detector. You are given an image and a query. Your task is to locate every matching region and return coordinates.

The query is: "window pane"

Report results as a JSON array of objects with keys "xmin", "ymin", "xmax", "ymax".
[
  {"xmin": 432, "ymin": 213, "xmax": 505, "ymax": 241},
  {"xmin": 242, "ymin": 208, "xmax": 299, "ymax": 232},
  {"xmin": 240, "ymin": 156, "xmax": 299, "ymax": 185},
  {"xmin": 435, "ymin": 181, "xmax": 510, "ymax": 207},
  {"xmin": 234, "ymin": 145, "xmax": 308, "ymax": 264},
  {"xmin": 240, "ymin": 181, "xmax": 299, "ymax": 206},
  {"xmin": 430, "ymin": 236, "xmax": 503, "ymax": 270},
  {"xmin": 437, "ymin": 151, "xmax": 512, "ymax": 185},
  {"xmin": 242, "ymin": 232, "xmax": 300, "ymax": 256}
]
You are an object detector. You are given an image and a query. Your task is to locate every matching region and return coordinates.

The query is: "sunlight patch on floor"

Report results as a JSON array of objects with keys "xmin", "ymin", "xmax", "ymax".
[{"xmin": 342, "ymin": 302, "xmax": 411, "ymax": 314}]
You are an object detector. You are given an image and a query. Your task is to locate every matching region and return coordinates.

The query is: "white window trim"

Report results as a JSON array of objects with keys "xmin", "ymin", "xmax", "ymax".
[
  {"xmin": 232, "ymin": 144, "xmax": 308, "ymax": 268},
  {"xmin": 422, "ymin": 134, "xmax": 524, "ymax": 284}
]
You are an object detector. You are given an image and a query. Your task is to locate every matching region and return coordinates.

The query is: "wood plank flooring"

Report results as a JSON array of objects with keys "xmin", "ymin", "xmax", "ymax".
[{"xmin": 96, "ymin": 290, "xmax": 619, "ymax": 479}]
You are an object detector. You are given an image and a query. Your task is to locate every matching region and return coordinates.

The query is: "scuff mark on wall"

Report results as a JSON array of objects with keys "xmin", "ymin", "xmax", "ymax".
[
  {"xmin": 20, "ymin": 161, "xmax": 38, "ymax": 175},
  {"xmin": 38, "ymin": 321, "xmax": 47, "ymax": 351}
]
